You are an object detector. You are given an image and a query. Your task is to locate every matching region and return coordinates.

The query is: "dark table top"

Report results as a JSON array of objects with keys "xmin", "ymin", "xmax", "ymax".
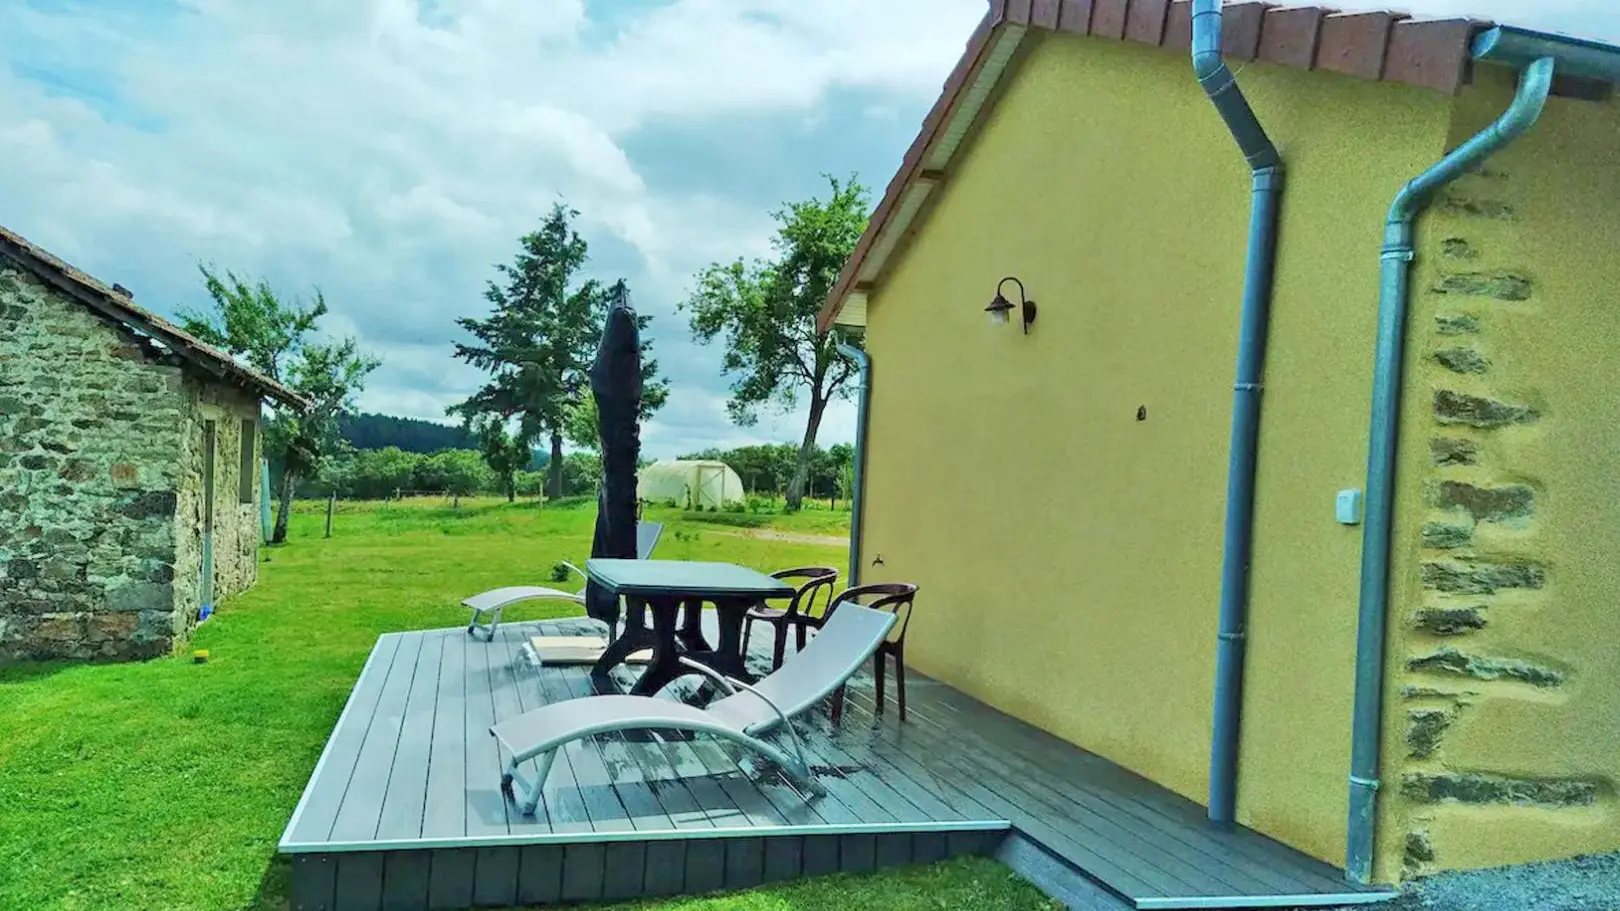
[{"xmin": 585, "ymin": 559, "xmax": 795, "ymax": 600}]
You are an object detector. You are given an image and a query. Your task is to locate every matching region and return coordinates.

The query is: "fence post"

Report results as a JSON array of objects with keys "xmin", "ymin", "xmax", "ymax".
[{"xmin": 324, "ymin": 492, "xmax": 336, "ymax": 538}]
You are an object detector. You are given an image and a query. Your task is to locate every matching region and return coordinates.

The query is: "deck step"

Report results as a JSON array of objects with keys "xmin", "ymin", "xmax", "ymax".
[
  {"xmin": 994, "ymin": 830, "xmax": 1134, "ymax": 910},
  {"xmin": 291, "ymin": 827, "xmax": 1010, "ymax": 909}
]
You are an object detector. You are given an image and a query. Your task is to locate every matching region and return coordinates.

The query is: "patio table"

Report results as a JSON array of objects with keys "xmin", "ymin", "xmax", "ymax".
[{"xmin": 585, "ymin": 558, "xmax": 795, "ymax": 697}]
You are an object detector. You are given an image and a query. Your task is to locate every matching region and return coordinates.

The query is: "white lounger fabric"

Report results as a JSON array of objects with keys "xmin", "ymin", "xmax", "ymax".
[{"xmin": 489, "ymin": 602, "xmax": 896, "ymax": 815}]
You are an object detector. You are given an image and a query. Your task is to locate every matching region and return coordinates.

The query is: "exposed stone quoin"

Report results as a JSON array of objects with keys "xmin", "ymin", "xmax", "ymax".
[
  {"xmin": 1407, "ymin": 708, "xmax": 1454, "ymax": 759},
  {"xmin": 1421, "ymin": 559, "xmax": 1545, "ymax": 594},
  {"xmin": 1430, "ymin": 270, "xmax": 1534, "ymax": 301},
  {"xmin": 1430, "ymin": 480, "xmax": 1534, "ymax": 523},
  {"xmin": 1421, "ymin": 522, "xmax": 1473, "ymax": 549},
  {"xmin": 1400, "ymin": 772, "xmax": 1600, "ymax": 808},
  {"xmin": 1407, "ymin": 646, "xmax": 1564, "ymax": 688},
  {"xmin": 1437, "ymin": 193, "xmax": 1516, "ymax": 221},
  {"xmin": 1433, "ymin": 347, "xmax": 1490, "ymax": 374},
  {"xmin": 1430, "ymin": 437, "xmax": 1480, "ymax": 466},
  {"xmin": 1433, "ymin": 390, "xmax": 1539, "ymax": 429},
  {"xmin": 1404, "ymin": 829, "xmax": 1437, "ymax": 873},
  {"xmin": 1440, "ymin": 238, "xmax": 1478, "ymax": 260},
  {"xmin": 1413, "ymin": 606, "xmax": 1488, "ymax": 635}
]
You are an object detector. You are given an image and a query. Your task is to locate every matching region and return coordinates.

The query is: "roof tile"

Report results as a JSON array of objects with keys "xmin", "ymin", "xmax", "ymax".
[
  {"xmin": 1259, "ymin": 6, "xmax": 1326, "ymax": 69},
  {"xmin": 1385, "ymin": 17, "xmax": 1480, "ymax": 94},
  {"xmin": 1125, "ymin": 0, "xmax": 1173, "ymax": 46},
  {"xmin": 1056, "ymin": 0, "xmax": 1095, "ymax": 33},
  {"xmin": 1091, "ymin": 0, "xmax": 1129, "ymax": 39},
  {"xmin": 1319, "ymin": 11, "xmax": 1406, "ymax": 80},
  {"xmin": 816, "ymin": 1, "xmax": 1528, "ymax": 332}
]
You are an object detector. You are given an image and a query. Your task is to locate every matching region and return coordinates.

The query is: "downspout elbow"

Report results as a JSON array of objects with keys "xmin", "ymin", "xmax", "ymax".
[
  {"xmin": 1388, "ymin": 56, "xmax": 1554, "ymax": 226},
  {"xmin": 1192, "ymin": 0, "xmax": 1283, "ymax": 174}
]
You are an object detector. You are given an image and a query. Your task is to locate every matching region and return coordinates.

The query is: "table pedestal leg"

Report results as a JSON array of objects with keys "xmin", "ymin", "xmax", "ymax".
[
  {"xmin": 676, "ymin": 602, "xmax": 756, "ymax": 685},
  {"xmin": 628, "ymin": 598, "xmax": 684, "ymax": 697},
  {"xmin": 677, "ymin": 598, "xmax": 712, "ymax": 652},
  {"xmin": 590, "ymin": 597, "xmax": 656, "ymax": 695}
]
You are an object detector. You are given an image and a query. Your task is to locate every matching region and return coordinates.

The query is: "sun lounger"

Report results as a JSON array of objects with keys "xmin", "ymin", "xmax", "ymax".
[
  {"xmin": 489, "ymin": 601, "xmax": 896, "ymax": 816},
  {"xmin": 463, "ymin": 521, "xmax": 663, "ymax": 641}
]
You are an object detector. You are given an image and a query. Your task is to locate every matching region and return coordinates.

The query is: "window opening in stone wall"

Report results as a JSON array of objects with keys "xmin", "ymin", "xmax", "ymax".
[{"xmin": 238, "ymin": 420, "xmax": 256, "ymax": 504}]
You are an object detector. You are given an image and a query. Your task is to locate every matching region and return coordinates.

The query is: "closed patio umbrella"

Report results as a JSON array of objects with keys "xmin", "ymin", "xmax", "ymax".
[{"xmin": 583, "ymin": 282, "xmax": 643, "ymax": 634}]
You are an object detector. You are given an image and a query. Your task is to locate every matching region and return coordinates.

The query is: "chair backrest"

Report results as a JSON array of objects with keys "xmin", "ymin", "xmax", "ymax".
[
  {"xmin": 770, "ymin": 566, "xmax": 838, "ymax": 619},
  {"xmin": 829, "ymin": 582, "xmax": 917, "ymax": 644},
  {"xmin": 707, "ymin": 603, "xmax": 896, "ymax": 734},
  {"xmin": 635, "ymin": 521, "xmax": 664, "ymax": 560}
]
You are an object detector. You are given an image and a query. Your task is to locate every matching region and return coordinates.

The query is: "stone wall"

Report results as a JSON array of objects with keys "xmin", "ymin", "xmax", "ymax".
[
  {"xmin": 171, "ymin": 378, "xmax": 261, "ymax": 639},
  {"xmin": 1379, "ymin": 72, "xmax": 1620, "ymax": 881},
  {"xmin": 0, "ymin": 266, "xmax": 190, "ymax": 661}
]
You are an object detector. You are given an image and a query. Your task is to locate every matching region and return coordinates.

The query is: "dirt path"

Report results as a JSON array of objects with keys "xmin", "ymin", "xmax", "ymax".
[{"xmin": 707, "ymin": 528, "xmax": 848, "ymax": 548}]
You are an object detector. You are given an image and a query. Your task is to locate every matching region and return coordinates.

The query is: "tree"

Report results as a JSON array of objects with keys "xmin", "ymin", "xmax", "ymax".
[
  {"xmin": 179, "ymin": 265, "xmax": 380, "ymax": 543},
  {"xmin": 564, "ymin": 391, "xmax": 601, "ymax": 455},
  {"xmin": 451, "ymin": 207, "xmax": 668, "ymax": 500},
  {"xmin": 470, "ymin": 415, "xmax": 532, "ymax": 502},
  {"xmin": 681, "ymin": 175, "xmax": 869, "ymax": 510},
  {"xmin": 417, "ymin": 449, "xmax": 492, "ymax": 507}
]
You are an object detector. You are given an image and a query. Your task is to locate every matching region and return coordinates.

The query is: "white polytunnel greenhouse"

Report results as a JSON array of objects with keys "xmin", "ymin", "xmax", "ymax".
[{"xmin": 636, "ymin": 459, "xmax": 746, "ymax": 509}]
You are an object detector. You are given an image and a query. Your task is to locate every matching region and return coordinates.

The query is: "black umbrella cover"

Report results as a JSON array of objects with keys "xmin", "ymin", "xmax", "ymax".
[{"xmin": 583, "ymin": 283, "xmax": 643, "ymax": 628}]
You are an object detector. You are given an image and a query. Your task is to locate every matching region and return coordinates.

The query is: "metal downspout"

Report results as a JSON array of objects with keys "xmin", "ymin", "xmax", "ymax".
[
  {"xmin": 836, "ymin": 336, "xmax": 872, "ymax": 587},
  {"xmin": 1346, "ymin": 55, "xmax": 1555, "ymax": 884},
  {"xmin": 1192, "ymin": 0, "xmax": 1286, "ymax": 829},
  {"xmin": 260, "ymin": 457, "xmax": 273, "ymax": 544}
]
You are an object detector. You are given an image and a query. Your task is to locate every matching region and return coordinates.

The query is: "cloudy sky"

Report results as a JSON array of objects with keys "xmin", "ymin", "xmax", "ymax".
[{"xmin": 4, "ymin": 0, "xmax": 1616, "ymax": 458}]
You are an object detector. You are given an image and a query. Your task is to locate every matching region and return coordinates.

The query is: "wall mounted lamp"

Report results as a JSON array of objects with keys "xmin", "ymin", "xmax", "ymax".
[{"xmin": 986, "ymin": 276, "xmax": 1037, "ymax": 334}]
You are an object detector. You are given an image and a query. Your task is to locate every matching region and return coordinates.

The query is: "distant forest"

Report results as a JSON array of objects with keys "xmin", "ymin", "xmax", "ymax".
[
  {"xmin": 330, "ymin": 411, "xmax": 853, "ymax": 502},
  {"xmin": 338, "ymin": 412, "xmax": 474, "ymax": 454}
]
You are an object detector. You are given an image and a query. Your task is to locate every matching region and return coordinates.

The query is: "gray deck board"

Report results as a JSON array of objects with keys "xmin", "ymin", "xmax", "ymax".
[
  {"xmin": 421, "ymin": 629, "xmax": 468, "ymax": 839},
  {"xmin": 328, "ymin": 633, "xmax": 424, "ymax": 843},
  {"xmin": 463, "ymin": 623, "xmax": 514, "ymax": 839},
  {"xmin": 374, "ymin": 631, "xmax": 443, "ymax": 841},
  {"xmin": 283, "ymin": 633, "xmax": 403, "ymax": 846},
  {"xmin": 281, "ymin": 617, "xmax": 1389, "ymax": 910},
  {"xmin": 928, "ymin": 688, "xmax": 1343, "ymax": 894},
  {"xmin": 917, "ymin": 683, "xmax": 1360, "ymax": 895}
]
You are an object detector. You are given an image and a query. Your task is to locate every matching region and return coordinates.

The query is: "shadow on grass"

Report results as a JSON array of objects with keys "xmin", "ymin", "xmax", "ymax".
[
  {"xmin": 0, "ymin": 657, "xmax": 107, "ymax": 685},
  {"xmin": 240, "ymin": 856, "xmax": 291, "ymax": 911}
]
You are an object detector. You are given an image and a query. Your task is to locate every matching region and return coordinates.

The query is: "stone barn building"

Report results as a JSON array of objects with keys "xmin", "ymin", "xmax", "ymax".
[{"xmin": 0, "ymin": 225, "xmax": 307, "ymax": 663}]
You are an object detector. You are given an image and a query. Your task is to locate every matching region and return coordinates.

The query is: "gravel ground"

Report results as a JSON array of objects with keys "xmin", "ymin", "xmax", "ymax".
[{"xmin": 1322, "ymin": 851, "xmax": 1620, "ymax": 911}]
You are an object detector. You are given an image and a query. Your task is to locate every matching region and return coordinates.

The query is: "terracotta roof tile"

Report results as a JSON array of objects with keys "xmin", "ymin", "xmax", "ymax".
[
  {"xmin": 1125, "ymin": 0, "xmax": 1174, "ymax": 46},
  {"xmin": 1090, "ymin": 0, "xmax": 1130, "ymax": 39},
  {"xmin": 1318, "ymin": 11, "xmax": 1407, "ymax": 80},
  {"xmin": 1259, "ymin": 6, "xmax": 1327, "ymax": 69},
  {"xmin": 816, "ymin": 1, "xmax": 1563, "ymax": 332},
  {"xmin": 1056, "ymin": 0, "xmax": 1095, "ymax": 34}
]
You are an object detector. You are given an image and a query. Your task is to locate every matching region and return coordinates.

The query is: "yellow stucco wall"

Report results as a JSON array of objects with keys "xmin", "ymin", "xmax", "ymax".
[
  {"xmin": 1378, "ymin": 65, "xmax": 1620, "ymax": 881},
  {"xmin": 858, "ymin": 31, "xmax": 1451, "ymax": 868}
]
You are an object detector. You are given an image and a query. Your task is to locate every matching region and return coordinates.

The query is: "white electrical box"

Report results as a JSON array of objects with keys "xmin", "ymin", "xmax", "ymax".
[{"xmin": 1336, "ymin": 489, "xmax": 1364, "ymax": 526}]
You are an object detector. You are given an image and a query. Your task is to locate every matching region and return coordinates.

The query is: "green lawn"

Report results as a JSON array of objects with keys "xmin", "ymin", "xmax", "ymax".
[{"xmin": 0, "ymin": 497, "xmax": 1056, "ymax": 911}]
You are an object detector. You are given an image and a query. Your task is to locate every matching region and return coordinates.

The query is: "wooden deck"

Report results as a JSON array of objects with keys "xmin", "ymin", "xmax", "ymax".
[{"xmin": 280, "ymin": 615, "xmax": 1393, "ymax": 910}]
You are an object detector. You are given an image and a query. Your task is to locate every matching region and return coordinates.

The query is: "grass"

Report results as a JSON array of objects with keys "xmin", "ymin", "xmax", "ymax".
[{"xmin": 0, "ymin": 497, "xmax": 1055, "ymax": 911}]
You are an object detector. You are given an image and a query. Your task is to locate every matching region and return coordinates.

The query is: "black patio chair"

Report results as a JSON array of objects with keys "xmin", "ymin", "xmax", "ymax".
[{"xmin": 741, "ymin": 566, "xmax": 839, "ymax": 672}]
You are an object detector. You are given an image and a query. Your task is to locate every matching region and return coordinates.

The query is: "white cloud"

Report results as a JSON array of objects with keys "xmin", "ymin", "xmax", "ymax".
[{"xmin": 3, "ymin": 0, "xmax": 1617, "ymax": 461}]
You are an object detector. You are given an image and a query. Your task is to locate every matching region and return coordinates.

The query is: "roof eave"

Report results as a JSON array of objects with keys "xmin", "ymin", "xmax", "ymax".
[
  {"xmin": 817, "ymin": 0, "xmax": 1533, "ymax": 335},
  {"xmin": 0, "ymin": 227, "xmax": 311, "ymax": 412}
]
